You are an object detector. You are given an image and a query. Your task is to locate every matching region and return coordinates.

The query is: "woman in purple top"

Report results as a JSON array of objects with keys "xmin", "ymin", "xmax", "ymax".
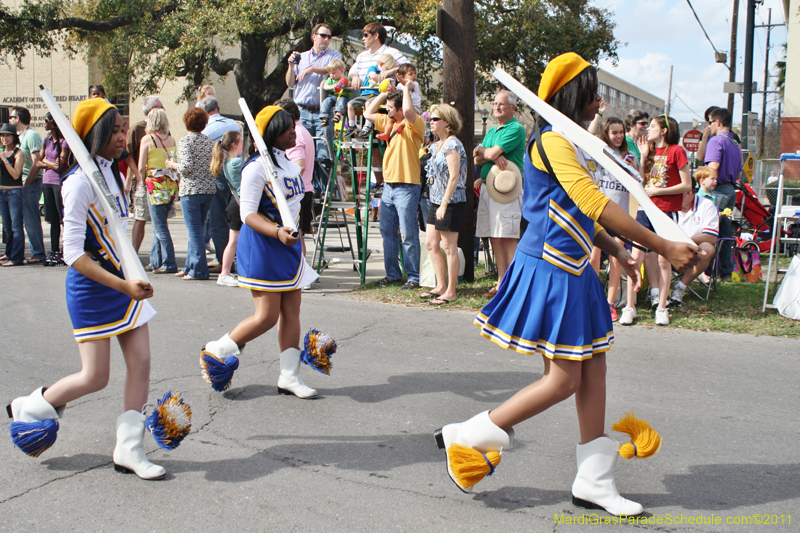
[{"xmin": 36, "ymin": 112, "xmax": 71, "ymax": 265}]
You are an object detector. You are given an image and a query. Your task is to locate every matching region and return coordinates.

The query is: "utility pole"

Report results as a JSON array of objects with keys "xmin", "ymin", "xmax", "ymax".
[
  {"xmin": 727, "ymin": 0, "xmax": 740, "ymax": 114},
  {"xmin": 666, "ymin": 65, "xmax": 673, "ymax": 115},
  {"xmin": 742, "ymin": 0, "xmax": 757, "ymax": 152},
  {"xmin": 440, "ymin": 0, "xmax": 476, "ymax": 281},
  {"xmin": 760, "ymin": 8, "xmax": 772, "ymax": 157}
]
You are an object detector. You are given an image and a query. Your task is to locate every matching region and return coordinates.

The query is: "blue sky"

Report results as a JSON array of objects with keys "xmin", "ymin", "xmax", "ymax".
[{"xmin": 592, "ymin": 0, "xmax": 788, "ymax": 125}]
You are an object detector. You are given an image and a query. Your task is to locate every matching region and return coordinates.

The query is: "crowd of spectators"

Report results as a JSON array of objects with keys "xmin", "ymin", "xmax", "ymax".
[{"xmin": 0, "ymin": 23, "xmax": 744, "ymax": 327}]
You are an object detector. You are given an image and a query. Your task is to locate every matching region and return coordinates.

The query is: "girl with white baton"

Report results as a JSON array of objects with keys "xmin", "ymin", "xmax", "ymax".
[
  {"xmin": 6, "ymin": 98, "xmax": 189, "ymax": 480},
  {"xmin": 200, "ymin": 106, "xmax": 319, "ymax": 398}
]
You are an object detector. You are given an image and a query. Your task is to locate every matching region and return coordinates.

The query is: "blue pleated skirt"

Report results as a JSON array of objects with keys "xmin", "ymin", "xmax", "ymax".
[
  {"xmin": 66, "ymin": 267, "xmax": 156, "ymax": 343},
  {"xmin": 474, "ymin": 251, "xmax": 613, "ymax": 360},
  {"xmin": 236, "ymin": 224, "xmax": 318, "ymax": 291}
]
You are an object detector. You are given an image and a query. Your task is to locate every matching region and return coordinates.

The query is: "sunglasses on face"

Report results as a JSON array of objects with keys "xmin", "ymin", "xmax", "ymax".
[
  {"xmin": 636, "ymin": 121, "xmax": 648, "ymax": 126},
  {"xmin": 430, "ymin": 117, "xmax": 443, "ymax": 122},
  {"xmin": 362, "ymin": 32, "xmax": 372, "ymax": 38},
  {"xmin": 315, "ymin": 33, "xmax": 332, "ymax": 39}
]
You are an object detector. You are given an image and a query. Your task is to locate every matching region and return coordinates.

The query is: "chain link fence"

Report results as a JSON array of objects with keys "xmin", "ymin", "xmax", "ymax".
[{"xmin": 755, "ymin": 158, "xmax": 800, "ymax": 207}]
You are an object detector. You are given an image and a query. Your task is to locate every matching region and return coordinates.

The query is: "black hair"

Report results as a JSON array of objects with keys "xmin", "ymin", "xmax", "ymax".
[
  {"xmin": 45, "ymin": 112, "xmax": 64, "ymax": 141},
  {"xmin": 11, "ymin": 106, "xmax": 31, "ymax": 125},
  {"xmin": 274, "ymin": 98, "xmax": 300, "ymax": 122},
  {"xmin": 385, "ymin": 91, "xmax": 404, "ymax": 110},
  {"xmin": 709, "ymin": 107, "xmax": 732, "ymax": 128},
  {"xmin": 261, "ymin": 109, "xmax": 294, "ymax": 169},
  {"xmin": 538, "ymin": 66, "xmax": 598, "ymax": 127},
  {"xmin": 89, "ymin": 85, "xmax": 106, "ymax": 97},
  {"xmin": 81, "ymin": 108, "xmax": 124, "ymax": 190},
  {"xmin": 704, "ymin": 105, "xmax": 720, "ymax": 123}
]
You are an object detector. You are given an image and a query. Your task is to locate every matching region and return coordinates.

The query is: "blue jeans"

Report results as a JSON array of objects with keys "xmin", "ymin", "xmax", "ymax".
[
  {"xmin": 320, "ymin": 94, "xmax": 349, "ymax": 120},
  {"xmin": 299, "ymin": 108, "xmax": 332, "ymax": 162},
  {"xmin": 206, "ymin": 177, "xmax": 230, "ymax": 263},
  {"xmin": 715, "ymin": 182, "xmax": 737, "ymax": 277},
  {"xmin": 0, "ymin": 188, "xmax": 25, "ymax": 264},
  {"xmin": 148, "ymin": 201, "xmax": 177, "ymax": 271},
  {"xmin": 380, "ymin": 183, "xmax": 421, "ymax": 282},
  {"xmin": 22, "ymin": 180, "xmax": 46, "ymax": 260},
  {"xmin": 181, "ymin": 194, "xmax": 214, "ymax": 278}
]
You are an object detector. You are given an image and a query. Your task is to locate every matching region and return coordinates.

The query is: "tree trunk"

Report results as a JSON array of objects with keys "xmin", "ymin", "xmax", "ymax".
[{"xmin": 441, "ymin": 0, "xmax": 476, "ymax": 282}]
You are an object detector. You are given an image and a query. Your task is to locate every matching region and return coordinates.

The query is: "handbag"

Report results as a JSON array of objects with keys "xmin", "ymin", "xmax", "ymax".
[{"xmin": 144, "ymin": 135, "xmax": 178, "ymax": 205}]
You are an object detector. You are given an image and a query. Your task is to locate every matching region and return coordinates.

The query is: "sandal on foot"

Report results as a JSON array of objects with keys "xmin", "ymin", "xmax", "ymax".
[
  {"xmin": 25, "ymin": 257, "xmax": 43, "ymax": 264},
  {"xmin": 320, "ymin": 118, "xmax": 330, "ymax": 127},
  {"xmin": 419, "ymin": 291, "xmax": 442, "ymax": 300},
  {"xmin": 430, "ymin": 297, "xmax": 456, "ymax": 306}
]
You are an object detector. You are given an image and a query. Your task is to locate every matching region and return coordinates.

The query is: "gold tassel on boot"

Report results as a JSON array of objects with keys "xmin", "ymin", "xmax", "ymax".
[
  {"xmin": 448, "ymin": 444, "xmax": 502, "ymax": 491},
  {"xmin": 612, "ymin": 412, "xmax": 662, "ymax": 459}
]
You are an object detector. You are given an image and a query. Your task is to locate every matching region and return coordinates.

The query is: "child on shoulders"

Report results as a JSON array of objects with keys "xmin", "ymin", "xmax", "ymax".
[
  {"xmin": 376, "ymin": 64, "xmax": 421, "ymax": 142},
  {"xmin": 346, "ymin": 54, "xmax": 396, "ymax": 138}
]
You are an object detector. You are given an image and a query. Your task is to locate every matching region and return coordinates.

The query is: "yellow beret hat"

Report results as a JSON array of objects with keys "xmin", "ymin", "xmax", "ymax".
[
  {"xmin": 72, "ymin": 98, "xmax": 116, "ymax": 140},
  {"xmin": 255, "ymin": 106, "xmax": 282, "ymax": 136},
  {"xmin": 538, "ymin": 52, "xmax": 591, "ymax": 103}
]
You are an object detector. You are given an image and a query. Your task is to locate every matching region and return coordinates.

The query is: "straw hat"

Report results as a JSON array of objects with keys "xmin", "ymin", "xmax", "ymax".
[{"xmin": 486, "ymin": 161, "xmax": 522, "ymax": 204}]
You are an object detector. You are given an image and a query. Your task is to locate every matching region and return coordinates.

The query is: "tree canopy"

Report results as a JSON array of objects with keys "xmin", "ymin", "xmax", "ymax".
[{"xmin": 0, "ymin": 0, "xmax": 619, "ymax": 111}]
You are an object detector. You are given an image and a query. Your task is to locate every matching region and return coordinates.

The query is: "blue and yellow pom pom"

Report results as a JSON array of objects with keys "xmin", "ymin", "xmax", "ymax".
[
  {"xmin": 146, "ymin": 391, "xmax": 192, "ymax": 451},
  {"xmin": 300, "ymin": 329, "xmax": 338, "ymax": 375},
  {"xmin": 448, "ymin": 443, "xmax": 502, "ymax": 492},
  {"xmin": 10, "ymin": 419, "xmax": 59, "ymax": 457},
  {"xmin": 612, "ymin": 412, "xmax": 662, "ymax": 459},
  {"xmin": 200, "ymin": 350, "xmax": 239, "ymax": 392}
]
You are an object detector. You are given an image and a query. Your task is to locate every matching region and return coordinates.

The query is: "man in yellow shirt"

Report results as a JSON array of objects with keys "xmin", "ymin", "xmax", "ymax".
[{"xmin": 364, "ymin": 82, "xmax": 425, "ymax": 289}]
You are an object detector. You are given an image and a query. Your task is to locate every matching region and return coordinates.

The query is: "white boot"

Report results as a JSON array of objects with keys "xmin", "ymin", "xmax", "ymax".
[
  {"xmin": 113, "ymin": 410, "xmax": 166, "ymax": 480},
  {"xmin": 7, "ymin": 387, "xmax": 64, "ymax": 422},
  {"xmin": 277, "ymin": 348, "xmax": 317, "ymax": 399},
  {"xmin": 205, "ymin": 333, "xmax": 242, "ymax": 359},
  {"xmin": 434, "ymin": 411, "xmax": 514, "ymax": 492},
  {"xmin": 571, "ymin": 436, "xmax": 644, "ymax": 516}
]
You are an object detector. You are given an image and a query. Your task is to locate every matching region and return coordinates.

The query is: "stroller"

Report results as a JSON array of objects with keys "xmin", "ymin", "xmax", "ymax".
[{"xmin": 732, "ymin": 182, "xmax": 797, "ymax": 274}]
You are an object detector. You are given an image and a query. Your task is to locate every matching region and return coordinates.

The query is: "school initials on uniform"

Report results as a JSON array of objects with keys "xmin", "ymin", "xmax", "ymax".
[{"xmin": 282, "ymin": 175, "xmax": 304, "ymax": 200}]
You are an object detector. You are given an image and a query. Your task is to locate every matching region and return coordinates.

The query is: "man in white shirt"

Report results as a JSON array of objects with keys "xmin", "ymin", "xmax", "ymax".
[
  {"xmin": 669, "ymin": 185, "xmax": 719, "ymax": 306},
  {"xmin": 348, "ymin": 22, "xmax": 409, "ymax": 108}
]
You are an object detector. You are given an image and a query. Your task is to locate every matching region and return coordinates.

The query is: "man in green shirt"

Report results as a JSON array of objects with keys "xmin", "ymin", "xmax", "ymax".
[
  {"xmin": 473, "ymin": 90, "xmax": 526, "ymax": 295},
  {"xmin": 624, "ymin": 109, "xmax": 649, "ymax": 164},
  {"xmin": 10, "ymin": 106, "xmax": 46, "ymax": 263}
]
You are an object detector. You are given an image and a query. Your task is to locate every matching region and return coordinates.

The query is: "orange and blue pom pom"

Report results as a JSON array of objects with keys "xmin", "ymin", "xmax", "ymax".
[
  {"xmin": 200, "ymin": 350, "xmax": 239, "ymax": 392},
  {"xmin": 300, "ymin": 329, "xmax": 338, "ymax": 375},
  {"xmin": 10, "ymin": 419, "xmax": 59, "ymax": 457},
  {"xmin": 146, "ymin": 391, "xmax": 192, "ymax": 451}
]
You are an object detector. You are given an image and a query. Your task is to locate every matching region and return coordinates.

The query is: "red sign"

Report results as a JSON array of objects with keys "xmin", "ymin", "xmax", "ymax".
[{"xmin": 683, "ymin": 129, "xmax": 702, "ymax": 152}]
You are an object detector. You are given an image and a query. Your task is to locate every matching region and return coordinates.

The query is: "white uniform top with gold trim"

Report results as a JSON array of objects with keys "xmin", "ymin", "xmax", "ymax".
[
  {"xmin": 61, "ymin": 157, "xmax": 156, "ymax": 342},
  {"xmin": 236, "ymin": 149, "xmax": 318, "ymax": 291}
]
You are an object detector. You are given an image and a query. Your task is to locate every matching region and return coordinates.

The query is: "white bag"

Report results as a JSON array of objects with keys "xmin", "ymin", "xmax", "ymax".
[{"xmin": 773, "ymin": 255, "xmax": 800, "ymax": 320}]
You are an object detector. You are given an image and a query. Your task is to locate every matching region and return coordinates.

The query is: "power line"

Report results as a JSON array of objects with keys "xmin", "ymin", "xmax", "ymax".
[
  {"xmin": 672, "ymin": 93, "xmax": 704, "ymax": 120},
  {"xmin": 685, "ymin": 0, "xmax": 730, "ymax": 70}
]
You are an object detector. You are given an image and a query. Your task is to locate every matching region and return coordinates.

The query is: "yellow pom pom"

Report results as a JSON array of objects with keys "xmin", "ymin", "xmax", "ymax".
[
  {"xmin": 379, "ymin": 79, "xmax": 394, "ymax": 93},
  {"xmin": 612, "ymin": 412, "xmax": 662, "ymax": 459},
  {"xmin": 447, "ymin": 443, "xmax": 502, "ymax": 491}
]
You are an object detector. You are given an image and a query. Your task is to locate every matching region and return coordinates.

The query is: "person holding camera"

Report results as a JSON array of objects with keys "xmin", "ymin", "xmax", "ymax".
[{"xmin": 284, "ymin": 23, "xmax": 341, "ymax": 165}]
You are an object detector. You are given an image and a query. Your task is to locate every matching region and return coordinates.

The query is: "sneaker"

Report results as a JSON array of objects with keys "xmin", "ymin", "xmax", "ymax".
[
  {"xmin": 669, "ymin": 284, "xmax": 686, "ymax": 307},
  {"xmin": 216, "ymin": 274, "xmax": 239, "ymax": 287},
  {"xmin": 359, "ymin": 123, "xmax": 374, "ymax": 138},
  {"xmin": 608, "ymin": 303, "xmax": 618, "ymax": 321},
  {"xmin": 401, "ymin": 280, "xmax": 420, "ymax": 290},
  {"xmin": 619, "ymin": 307, "xmax": 636, "ymax": 326},
  {"xmin": 650, "ymin": 294, "xmax": 660, "ymax": 310},
  {"xmin": 375, "ymin": 276, "xmax": 399, "ymax": 287},
  {"xmin": 344, "ymin": 125, "xmax": 359, "ymax": 138},
  {"xmin": 655, "ymin": 308, "xmax": 670, "ymax": 326}
]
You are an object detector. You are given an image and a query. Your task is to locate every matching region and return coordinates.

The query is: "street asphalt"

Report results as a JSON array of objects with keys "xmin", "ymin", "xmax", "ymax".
[{"xmin": 1, "ymin": 217, "xmax": 798, "ymax": 532}]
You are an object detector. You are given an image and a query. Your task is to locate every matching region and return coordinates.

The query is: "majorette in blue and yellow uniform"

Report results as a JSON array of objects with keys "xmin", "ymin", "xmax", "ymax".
[
  {"xmin": 437, "ymin": 54, "xmax": 661, "ymax": 518},
  {"xmin": 474, "ymin": 123, "xmax": 613, "ymax": 361},
  {"xmin": 61, "ymin": 159, "xmax": 156, "ymax": 342},
  {"xmin": 236, "ymin": 149, "xmax": 318, "ymax": 291}
]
